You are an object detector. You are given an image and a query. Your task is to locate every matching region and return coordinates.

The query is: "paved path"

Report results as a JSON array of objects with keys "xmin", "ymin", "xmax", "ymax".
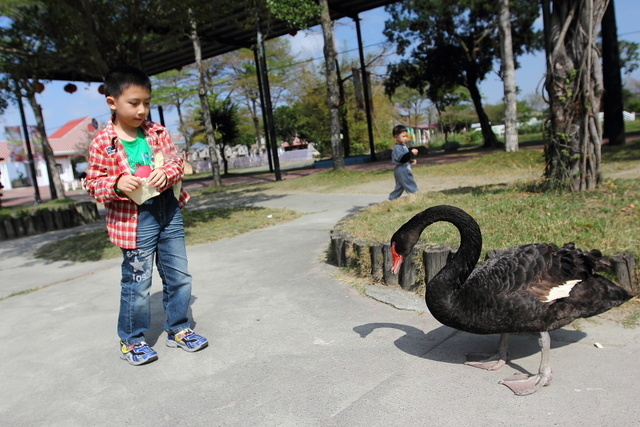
[
  {"xmin": 1, "ymin": 186, "xmax": 640, "ymax": 425},
  {"xmin": 0, "ymin": 149, "xmax": 489, "ymax": 207}
]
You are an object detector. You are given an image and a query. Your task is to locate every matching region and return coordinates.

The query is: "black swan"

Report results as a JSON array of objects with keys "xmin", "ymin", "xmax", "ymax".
[{"xmin": 389, "ymin": 205, "xmax": 633, "ymax": 395}]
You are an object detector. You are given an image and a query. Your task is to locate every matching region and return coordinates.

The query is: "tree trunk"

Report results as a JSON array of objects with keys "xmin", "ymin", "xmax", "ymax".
[
  {"xmin": 176, "ymin": 104, "xmax": 189, "ymax": 146},
  {"xmin": 250, "ymin": 97, "xmax": 263, "ymax": 155},
  {"xmin": 319, "ymin": 0, "xmax": 344, "ymax": 169},
  {"xmin": 542, "ymin": 0, "xmax": 607, "ymax": 192},
  {"xmin": 26, "ymin": 92, "xmax": 65, "ymax": 199},
  {"xmin": 221, "ymin": 142, "xmax": 229, "ymax": 175},
  {"xmin": 466, "ymin": 71, "xmax": 498, "ymax": 148},
  {"xmin": 499, "ymin": 0, "xmax": 519, "ymax": 152},
  {"xmin": 335, "ymin": 60, "xmax": 351, "ymax": 158},
  {"xmin": 601, "ymin": 0, "xmax": 625, "ymax": 145},
  {"xmin": 189, "ymin": 10, "xmax": 221, "ymax": 186}
]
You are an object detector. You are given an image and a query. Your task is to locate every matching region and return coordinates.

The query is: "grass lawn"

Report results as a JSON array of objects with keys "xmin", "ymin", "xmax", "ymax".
[
  {"xmin": 29, "ymin": 127, "xmax": 640, "ymax": 271},
  {"xmin": 333, "ymin": 138, "xmax": 639, "ymax": 277},
  {"xmin": 33, "ymin": 206, "xmax": 300, "ymax": 262}
]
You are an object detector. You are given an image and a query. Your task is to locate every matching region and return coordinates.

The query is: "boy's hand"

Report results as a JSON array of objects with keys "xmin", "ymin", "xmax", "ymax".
[
  {"xmin": 116, "ymin": 174, "xmax": 142, "ymax": 193},
  {"xmin": 411, "ymin": 148, "xmax": 419, "ymax": 155},
  {"xmin": 147, "ymin": 168, "xmax": 168, "ymax": 190}
]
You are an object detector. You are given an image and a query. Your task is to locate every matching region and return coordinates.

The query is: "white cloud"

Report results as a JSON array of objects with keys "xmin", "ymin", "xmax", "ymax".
[{"xmin": 288, "ymin": 28, "xmax": 325, "ymax": 60}]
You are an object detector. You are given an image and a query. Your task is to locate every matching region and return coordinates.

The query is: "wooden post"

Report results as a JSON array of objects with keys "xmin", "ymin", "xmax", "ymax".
[
  {"xmin": 343, "ymin": 238, "xmax": 355, "ymax": 267},
  {"xmin": 382, "ymin": 242, "xmax": 399, "ymax": 286},
  {"xmin": 351, "ymin": 240, "xmax": 369, "ymax": 273},
  {"xmin": 610, "ymin": 253, "xmax": 638, "ymax": 293},
  {"xmin": 330, "ymin": 232, "xmax": 347, "ymax": 267},
  {"xmin": 3, "ymin": 219, "xmax": 16, "ymax": 239},
  {"xmin": 12, "ymin": 217, "xmax": 26, "ymax": 237},
  {"xmin": 370, "ymin": 243, "xmax": 384, "ymax": 282},
  {"xmin": 423, "ymin": 245, "xmax": 453, "ymax": 284},
  {"xmin": 399, "ymin": 243, "xmax": 425, "ymax": 292}
]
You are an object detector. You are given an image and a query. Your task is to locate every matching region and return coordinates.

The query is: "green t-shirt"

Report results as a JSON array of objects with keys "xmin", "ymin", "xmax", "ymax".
[{"xmin": 120, "ymin": 129, "xmax": 153, "ymax": 175}]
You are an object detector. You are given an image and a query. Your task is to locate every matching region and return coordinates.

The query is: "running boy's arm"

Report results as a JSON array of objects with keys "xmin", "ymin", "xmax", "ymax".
[{"xmin": 394, "ymin": 147, "xmax": 419, "ymax": 164}]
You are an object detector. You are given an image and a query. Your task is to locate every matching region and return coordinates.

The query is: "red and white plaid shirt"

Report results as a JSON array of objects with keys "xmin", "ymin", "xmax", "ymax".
[{"xmin": 85, "ymin": 118, "xmax": 189, "ymax": 249}]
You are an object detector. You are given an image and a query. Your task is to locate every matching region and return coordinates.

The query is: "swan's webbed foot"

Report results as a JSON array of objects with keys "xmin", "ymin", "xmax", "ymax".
[
  {"xmin": 499, "ymin": 370, "xmax": 552, "ymax": 396},
  {"xmin": 464, "ymin": 333, "xmax": 509, "ymax": 371},
  {"xmin": 500, "ymin": 331, "xmax": 553, "ymax": 396},
  {"xmin": 465, "ymin": 352, "xmax": 507, "ymax": 370}
]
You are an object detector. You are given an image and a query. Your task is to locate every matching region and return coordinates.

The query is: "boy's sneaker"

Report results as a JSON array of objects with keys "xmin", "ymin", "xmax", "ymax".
[
  {"xmin": 119, "ymin": 341, "xmax": 158, "ymax": 366},
  {"xmin": 166, "ymin": 328, "xmax": 208, "ymax": 352}
]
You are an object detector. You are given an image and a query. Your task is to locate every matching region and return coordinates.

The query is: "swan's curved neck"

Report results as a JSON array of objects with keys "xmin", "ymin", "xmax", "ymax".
[
  {"xmin": 410, "ymin": 206, "xmax": 482, "ymax": 319},
  {"xmin": 412, "ymin": 206, "xmax": 482, "ymax": 279}
]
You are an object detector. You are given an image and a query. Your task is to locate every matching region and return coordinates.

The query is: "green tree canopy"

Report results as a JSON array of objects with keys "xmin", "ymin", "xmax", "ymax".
[{"xmin": 383, "ymin": 0, "xmax": 542, "ymax": 148}]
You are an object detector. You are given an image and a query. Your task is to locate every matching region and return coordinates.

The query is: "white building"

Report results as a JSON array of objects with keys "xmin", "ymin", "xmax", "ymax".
[{"xmin": 0, "ymin": 116, "xmax": 99, "ymax": 191}]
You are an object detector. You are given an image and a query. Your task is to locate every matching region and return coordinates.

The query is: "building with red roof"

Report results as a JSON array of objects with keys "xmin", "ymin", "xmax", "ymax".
[{"xmin": 0, "ymin": 116, "xmax": 99, "ymax": 190}]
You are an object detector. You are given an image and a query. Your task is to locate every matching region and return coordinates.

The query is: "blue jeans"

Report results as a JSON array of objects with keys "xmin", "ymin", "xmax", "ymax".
[
  {"xmin": 389, "ymin": 164, "xmax": 418, "ymax": 200},
  {"xmin": 118, "ymin": 190, "xmax": 192, "ymax": 345}
]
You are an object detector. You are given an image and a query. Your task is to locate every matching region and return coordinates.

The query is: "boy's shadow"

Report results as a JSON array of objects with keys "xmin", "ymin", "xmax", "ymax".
[{"xmin": 145, "ymin": 291, "xmax": 198, "ymax": 346}]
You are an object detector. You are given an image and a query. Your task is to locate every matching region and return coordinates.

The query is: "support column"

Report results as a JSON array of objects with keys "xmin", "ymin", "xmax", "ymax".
[
  {"xmin": 354, "ymin": 14, "xmax": 376, "ymax": 161},
  {"xmin": 256, "ymin": 21, "xmax": 282, "ymax": 181},
  {"xmin": 254, "ymin": 47, "xmax": 274, "ymax": 172},
  {"xmin": 158, "ymin": 105, "xmax": 165, "ymax": 127}
]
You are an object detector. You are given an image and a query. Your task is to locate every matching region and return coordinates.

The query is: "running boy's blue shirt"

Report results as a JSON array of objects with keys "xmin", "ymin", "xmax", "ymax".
[{"xmin": 391, "ymin": 144, "xmax": 412, "ymax": 165}]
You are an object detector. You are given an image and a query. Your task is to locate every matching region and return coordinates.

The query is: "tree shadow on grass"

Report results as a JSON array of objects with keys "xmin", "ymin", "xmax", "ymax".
[{"xmin": 33, "ymin": 228, "xmax": 117, "ymax": 262}]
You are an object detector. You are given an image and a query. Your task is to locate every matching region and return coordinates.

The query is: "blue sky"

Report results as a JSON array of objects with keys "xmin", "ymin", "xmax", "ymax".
[{"xmin": 1, "ymin": 2, "xmax": 639, "ymax": 138}]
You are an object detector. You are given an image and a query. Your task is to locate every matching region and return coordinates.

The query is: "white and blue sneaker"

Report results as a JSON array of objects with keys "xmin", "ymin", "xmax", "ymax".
[
  {"xmin": 120, "ymin": 341, "xmax": 158, "ymax": 366},
  {"xmin": 166, "ymin": 328, "xmax": 208, "ymax": 352}
]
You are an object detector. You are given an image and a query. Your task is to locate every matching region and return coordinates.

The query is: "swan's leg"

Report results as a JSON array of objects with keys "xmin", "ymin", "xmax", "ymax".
[
  {"xmin": 465, "ymin": 333, "xmax": 509, "ymax": 371},
  {"xmin": 499, "ymin": 331, "xmax": 553, "ymax": 396}
]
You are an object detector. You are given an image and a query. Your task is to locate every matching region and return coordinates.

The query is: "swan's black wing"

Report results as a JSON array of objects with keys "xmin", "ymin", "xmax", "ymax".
[{"xmin": 454, "ymin": 243, "xmax": 631, "ymax": 333}]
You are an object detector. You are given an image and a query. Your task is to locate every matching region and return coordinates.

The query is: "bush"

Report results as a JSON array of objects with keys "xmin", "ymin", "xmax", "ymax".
[{"xmin": 518, "ymin": 122, "xmax": 543, "ymax": 135}]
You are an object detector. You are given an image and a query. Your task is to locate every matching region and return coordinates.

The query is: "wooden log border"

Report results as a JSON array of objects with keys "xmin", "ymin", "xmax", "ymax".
[
  {"xmin": 0, "ymin": 201, "xmax": 99, "ymax": 241},
  {"xmin": 329, "ymin": 231, "xmax": 639, "ymax": 294}
]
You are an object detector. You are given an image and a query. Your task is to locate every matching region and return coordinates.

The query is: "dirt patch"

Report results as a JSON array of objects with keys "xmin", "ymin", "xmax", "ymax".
[{"xmin": 597, "ymin": 298, "xmax": 640, "ymax": 328}]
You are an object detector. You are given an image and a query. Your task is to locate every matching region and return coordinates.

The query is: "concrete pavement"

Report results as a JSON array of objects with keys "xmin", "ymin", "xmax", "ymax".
[{"xmin": 1, "ymin": 191, "xmax": 640, "ymax": 426}]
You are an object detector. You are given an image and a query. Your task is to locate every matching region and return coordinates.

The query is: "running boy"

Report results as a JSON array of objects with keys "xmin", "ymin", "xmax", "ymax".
[
  {"xmin": 389, "ymin": 124, "xmax": 419, "ymax": 200},
  {"xmin": 85, "ymin": 66, "xmax": 207, "ymax": 366}
]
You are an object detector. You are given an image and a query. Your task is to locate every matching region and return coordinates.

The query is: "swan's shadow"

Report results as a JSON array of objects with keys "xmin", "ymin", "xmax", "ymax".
[{"xmin": 353, "ymin": 322, "xmax": 587, "ymax": 373}]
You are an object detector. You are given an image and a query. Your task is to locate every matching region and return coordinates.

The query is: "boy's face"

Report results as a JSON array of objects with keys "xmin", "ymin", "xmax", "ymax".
[
  {"xmin": 394, "ymin": 131, "xmax": 408, "ymax": 144},
  {"xmin": 106, "ymin": 84, "xmax": 151, "ymax": 132}
]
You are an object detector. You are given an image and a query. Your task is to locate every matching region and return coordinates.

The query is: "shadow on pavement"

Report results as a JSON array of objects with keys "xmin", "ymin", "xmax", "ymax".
[{"xmin": 353, "ymin": 322, "xmax": 587, "ymax": 368}]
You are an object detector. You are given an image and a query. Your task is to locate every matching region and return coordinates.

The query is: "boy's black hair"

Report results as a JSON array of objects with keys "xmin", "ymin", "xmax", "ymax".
[
  {"xmin": 103, "ymin": 66, "xmax": 152, "ymax": 98},
  {"xmin": 392, "ymin": 124, "xmax": 407, "ymax": 136}
]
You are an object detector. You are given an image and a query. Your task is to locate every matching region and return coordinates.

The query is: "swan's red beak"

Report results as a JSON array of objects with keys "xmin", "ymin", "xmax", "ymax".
[{"xmin": 390, "ymin": 243, "xmax": 404, "ymax": 274}]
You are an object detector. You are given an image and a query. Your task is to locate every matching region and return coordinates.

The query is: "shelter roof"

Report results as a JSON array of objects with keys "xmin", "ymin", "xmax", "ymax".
[{"xmin": 49, "ymin": 0, "xmax": 396, "ymax": 82}]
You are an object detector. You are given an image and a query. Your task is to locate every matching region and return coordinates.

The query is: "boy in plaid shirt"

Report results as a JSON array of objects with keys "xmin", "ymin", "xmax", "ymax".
[{"xmin": 85, "ymin": 66, "xmax": 207, "ymax": 365}]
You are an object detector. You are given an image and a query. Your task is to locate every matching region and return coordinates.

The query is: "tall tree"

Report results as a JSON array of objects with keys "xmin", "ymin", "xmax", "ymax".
[
  {"xmin": 384, "ymin": 0, "xmax": 541, "ymax": 149},
  {"xmin": 601, "ymin": 0, "xmax": 625, "ymax": 146},
  {"xmin": 318, "ymin": 0, "xmax": 344, "ymax": 169},
  {"xmin": 187, "ymin": 7, "xmax": 222, "ymax": 186},
  {"xmin": 206, "ymin": 98, "xmax": 241, "ymax": 175},
  {"xmin": 1, "ymin": 0, "xmax": 172, "ymax": 200},
  {"xmin": 0, "ymin": 6, "xmax": 67, "ymax": 199},
  {"xmin": 151, "ymin": 68, "xmax": 198, "ymax": 146},
  {"xmin": 207, "ymin": 38, "xmax": 297, "ymax": 155},
  {"xmin": 393, "ymin": 86, "xmax": 432, "ymax": 128},
  {"xmin": 542, "ymin": 0, "xmax": 609, "ymax": 191},
  {"xmin": 499, "ymin": 0, "xmax": 518, "ymax": 152}
]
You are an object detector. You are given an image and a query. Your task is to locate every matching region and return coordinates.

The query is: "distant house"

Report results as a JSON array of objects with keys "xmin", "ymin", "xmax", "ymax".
[{"xmin": 0, "ymin": 116, "xmax": 100, "ymax": 191}]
